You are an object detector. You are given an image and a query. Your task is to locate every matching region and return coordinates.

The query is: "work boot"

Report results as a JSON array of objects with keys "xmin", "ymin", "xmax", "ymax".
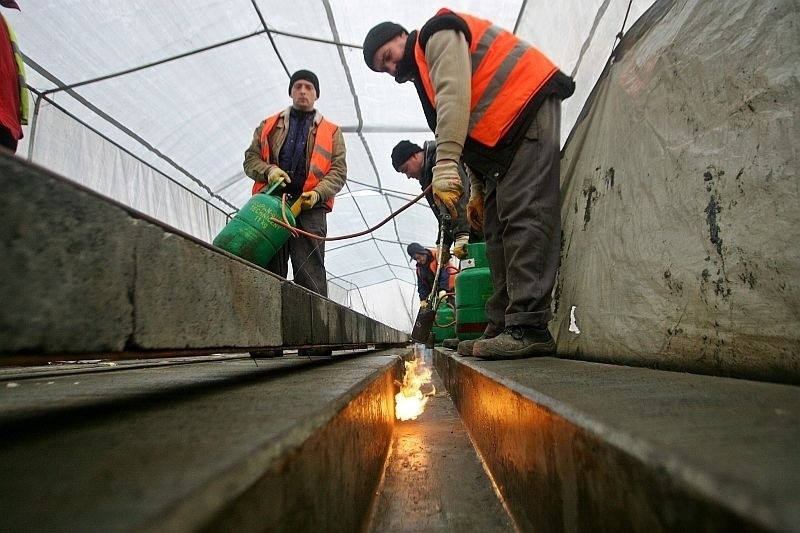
[
  {"xmin": 441, "ymin": 338, "xmax": 460, "ymax": 350},
  {"xmin": 299, "ymin": 347, "xmax": 333, "ymax": 357},
  {"xmin": 249, "ymin": 349, "xmax": 283, "ymax": 358},
  {"xmin": 456, "ymin": 334, "xmax": 493, "ymax": 356},
  {"xmin": 473, "ymin": 326, "xmax": 556, "ymax": 360}
]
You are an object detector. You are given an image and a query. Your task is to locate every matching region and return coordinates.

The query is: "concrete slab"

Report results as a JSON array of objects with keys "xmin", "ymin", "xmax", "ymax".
[
  {"xmin": 280, "ymin": 282, "xmax": 312, "ymax": 347},
  {"xmin": 310, "ymin": 294, "xmax": 332, "ymax": 345},
  {"xmin": 134, "ymin": 223, "xmax": 283, "ymax": 349},
  {"xmin": 0, "ymin": 152, "xmax": 409, "ymax": 358},
  {"xmin": 0, "ymin": 153, "xmax": 135, "ymax": 353},
  {"xmin": 435, "ymin": 350, "xmax": 800, "ymax": 532},
  {"xmin": 0, "ymin": 350, "xmax": 406, "ymax": 531}
]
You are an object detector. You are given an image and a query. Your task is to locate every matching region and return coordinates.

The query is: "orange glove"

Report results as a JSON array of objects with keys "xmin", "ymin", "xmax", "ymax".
[
  {"xmin": 432, "ymin": 160, "xmax": 463, "ymax": 219},
  {"xmin": 467, "ymin": 193, "xmax": 484, "ymax": 231},
  {"xmin": 466, "ymin": 169, "xmax": 485, "ymax": 231},
  {"xmin": 299, "ymin": 190, "xmax": 320, "ymax": 210}
]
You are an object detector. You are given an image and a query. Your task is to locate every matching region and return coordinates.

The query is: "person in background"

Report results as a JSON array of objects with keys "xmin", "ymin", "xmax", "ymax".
[
  {"xmin": 243, "ymin": 69, "xmax": 347, "ymax": 357},
  {"xmin": 0, "ymin": 0, "xmax": 28, "ymax": 153},
  {"xmin": 363, "ymin": 9, "xmax": 574, "ymax": 360},
  {"xmin": 407, "ymin": 242, "xmax": 451, "ymax": 309},
  {"xmin": 392, "ymin": 139, "xmax": 482, "ymax": 260}
]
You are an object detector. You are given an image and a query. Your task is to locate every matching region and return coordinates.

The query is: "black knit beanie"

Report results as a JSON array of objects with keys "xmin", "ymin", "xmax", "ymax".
[
  {"xmin": 391, "ymin": 140, "xmax": 422, "ymax": 171},
  {"xmin": 288, "ymin": 70, "xmax": 320, "ymax": 97},
  {"xmin": 407, "ymin": 242, "xmax": 426, "ymax": 258},
  {"xmin": 363, "ymin": 21, "xmax": 407, "ymax": 70}
]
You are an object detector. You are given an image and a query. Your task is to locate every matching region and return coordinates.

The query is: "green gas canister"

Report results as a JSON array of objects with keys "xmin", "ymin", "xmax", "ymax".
[
  {"xmin": 212, "ymin": 183, "xmax": 301, "ymax": 268},
  {"xmin": 454, "ymin": 242, "xmax": 492, "ymax": 340},
  {"xmin": 432, "ymin": 300, "xmax": 456, "ymax": 344}
]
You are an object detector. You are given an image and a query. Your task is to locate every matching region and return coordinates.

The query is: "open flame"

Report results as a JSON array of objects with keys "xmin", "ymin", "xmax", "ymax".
[{"xmin": 395, "ymin": 356, "xmax": 436, "ymax": 421}]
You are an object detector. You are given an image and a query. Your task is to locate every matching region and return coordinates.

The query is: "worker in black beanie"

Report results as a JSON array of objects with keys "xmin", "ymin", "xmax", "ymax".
[
  {"xmin": 391, "ymin": 139, "xmax": 481, "ymax": 262},
  {"xmin": 362, "ymin": 22, "xmax": 407, "ymax": 70},
  {"xmin": 364, "ymin": 10, "xmax": 575, "ymax": 360},
  {"xmin": 243, "ymin": 69, "xmax": 347, "ymax": 358},
  {"xmin": 288, "ymin": 69, "xmax": 320, "ymax": 97}
]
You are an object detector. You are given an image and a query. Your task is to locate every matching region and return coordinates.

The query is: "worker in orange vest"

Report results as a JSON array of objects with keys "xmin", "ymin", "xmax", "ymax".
[
  {"xmin": 243, "ymin": 69, "xmax": 347, "ymax": 357},
  {"xmin": 364, "ymin": 10, "xmax": 574, "ymax": 360},
  {"xmin": 392, "ymin": 139, "xmax": 483, "ymax": 260},
  {"xmin": 407, "ymin": 242, "xmax": 454, "ymax": 308},
  {"xmin": 0, "ymin": 0, "xmax": 28, "ymax": 153}
]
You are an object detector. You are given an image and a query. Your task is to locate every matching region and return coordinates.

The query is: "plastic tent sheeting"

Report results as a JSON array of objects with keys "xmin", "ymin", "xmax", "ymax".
[
  {"xmin": 5, "ymin": 1, "xmax": 654, "ymax": 332},
  {"xmin": 554, "ymin": 0, "xmax": 799, "ymax": 380}
]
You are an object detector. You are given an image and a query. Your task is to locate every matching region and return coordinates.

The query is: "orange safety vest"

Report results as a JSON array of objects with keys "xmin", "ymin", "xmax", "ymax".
[
  {"xmin": 419, "ymin": 249, "xmax": 456, "ymax": 292},
  {"xmin": 414, "ymin": 9, "xmax": 558, "ymax": 148},
  {"xmin": 251, "ymin": 111, "xmax": 338, "ymax": 211}
]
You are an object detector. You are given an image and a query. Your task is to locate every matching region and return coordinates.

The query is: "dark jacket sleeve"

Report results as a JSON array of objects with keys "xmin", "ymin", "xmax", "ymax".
[
  {"xmin": 450, "ymin": 162, "xmax": 472, "ymax": 238},
  {"xmin": 416, "ymin": 269, "xmax": 427, "ymax": 301},
  {"xmin": 439, "ymin": 268, "xmax": 450, "ymax": 294}
]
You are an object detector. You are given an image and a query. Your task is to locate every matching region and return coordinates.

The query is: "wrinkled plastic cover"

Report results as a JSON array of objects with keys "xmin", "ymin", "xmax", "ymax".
[
  {"xmin": 5, "ymin": 1, "xmax": 653, "ymax": 332},
  {"xmin": 554, "ymin": 0, "xmax": 799, "ymax": 379}
]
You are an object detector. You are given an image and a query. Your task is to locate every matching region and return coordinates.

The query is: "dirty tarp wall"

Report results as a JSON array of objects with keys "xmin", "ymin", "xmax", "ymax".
[{"xmin": 554, "ymin": 0, "xmax": 799, "ymax": 384}]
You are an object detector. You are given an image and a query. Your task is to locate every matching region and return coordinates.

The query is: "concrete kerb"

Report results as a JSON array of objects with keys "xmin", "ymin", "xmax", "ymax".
[
  {"xmin": 0, "ymin": 351, "xmax": 408, "ymax": 531},
  {"xmin": 133, "ymin": 222, "xmax": 283, "ymax": 350},
  {"xmin": 0, "ymin": 152, "xmax": 409, "ymax": 357},
  {"xmin": 150, "ymin": 354, "xmax": 407, "ymax": 531},
  {"xmin": 0, "ymin": 154, "xmax": 135, "ymax": 354},
  {"xmin": 433, "ymin": 349, "xmax": 799, "ymax": 532},
  {"xmin": 280, "ymin": 281, "xmax": 312, "ymax": 347}
]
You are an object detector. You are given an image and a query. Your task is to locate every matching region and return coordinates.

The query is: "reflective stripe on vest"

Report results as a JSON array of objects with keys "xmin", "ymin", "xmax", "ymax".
[
  {"xmin": 2, "ymin": 15, "xmax": 28, "ymax": 125},
  {"xmin": 251, "ymin": 112, "xmax": 338, "ymax": 211},
  {"xmin": 415, "ymin": 9, "xmax": 557, "ymax": 147}
]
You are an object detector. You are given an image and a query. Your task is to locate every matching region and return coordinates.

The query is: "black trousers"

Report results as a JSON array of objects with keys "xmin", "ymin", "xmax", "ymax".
[
  {"xmin": 482, "ymin": 95, "xmax": 561, "ymax": 333},
  {"xmin": 0, "ymin": 125, "xmax": 18, "ymax": 152},
  {"xmin": 267, "ymin": 205, "xmax": 328, "ymax": 297}
]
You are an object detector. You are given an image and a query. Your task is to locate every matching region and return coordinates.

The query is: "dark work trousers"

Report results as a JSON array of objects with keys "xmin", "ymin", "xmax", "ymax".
[
  {"xmin": 0, "ymin": 125, "xmax": 17, "ymax": 152},
  {"xmin": 482, "ymin": 95, "xmax": 561, "ymax": 333},
  {"xmin": 267, "ymin": 205, "xmax": 328, "ymax": 297}
]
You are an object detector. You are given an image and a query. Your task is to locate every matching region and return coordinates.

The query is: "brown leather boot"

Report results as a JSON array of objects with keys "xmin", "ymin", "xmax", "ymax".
[{"xmin": 441, "ymin": 338, "xmax": 460, "ymax": 349}]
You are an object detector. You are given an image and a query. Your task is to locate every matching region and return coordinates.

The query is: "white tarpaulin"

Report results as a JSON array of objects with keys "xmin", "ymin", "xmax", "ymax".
[
  {"xmin": 5, "ymin": 1, "xmax": 654, "ymax": 331},
  {"xmin": 554, "ymin": 0, "xmax": 799, "ymax": 381}
]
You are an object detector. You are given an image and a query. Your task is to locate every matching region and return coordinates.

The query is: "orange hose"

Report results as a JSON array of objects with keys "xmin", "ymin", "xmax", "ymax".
[
  {"xmin": 270, "ymin": 185, "xmax": 433, "ymax": 241},
  {"xmin": 433, "ymin": 298, "xmax": 456, "ymax": 328}
]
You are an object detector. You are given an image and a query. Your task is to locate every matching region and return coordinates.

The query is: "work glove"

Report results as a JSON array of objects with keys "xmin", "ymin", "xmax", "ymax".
[
  {"xmin": 267, "ymin": 166, "xmax": 291, "ymax": 187},
  {"xmin": 419, "ymin": 300, "xmax": 429, "ymax": 309},
  {"xmin": 467, "ymin": 194, "xmax": 484, "ymax": 231},
  {"xmin": 466, "ymin": 170, "xmax": 485, "ymax": 231},
  {"xmin": 452, "ymin": 233, "xmax": 470, "ymax": 260},
  {"xmin": 432, "ymin": 160, "xmax": 464, "ymax": 219},
  {"xmin": 299, "ymin": 190, "xmax": 320, "ymax": 210}
]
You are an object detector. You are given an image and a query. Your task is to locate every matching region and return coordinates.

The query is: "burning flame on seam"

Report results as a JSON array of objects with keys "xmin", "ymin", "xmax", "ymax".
[{"xmin": 395, "ymin": 356, "xmax": 435, "ymax": 421}]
